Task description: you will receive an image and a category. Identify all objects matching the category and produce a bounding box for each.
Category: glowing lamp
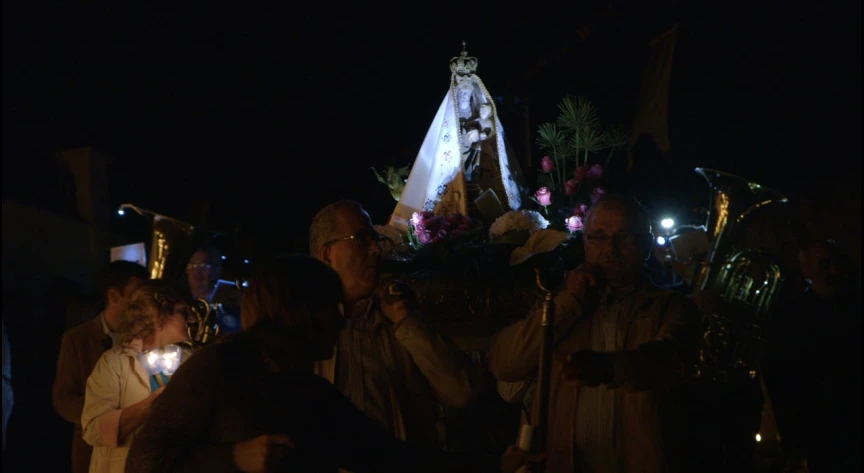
[656,236,666,246]
[755,433,762,443]
[244,259,250,264]
[221,255,227,260]
[117,209,125,216]
[660,218,675,229]
[241,281,249,288]
[140,344,183,376]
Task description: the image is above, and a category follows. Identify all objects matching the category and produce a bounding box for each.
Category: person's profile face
[110,277,145,311]
[323,209,382,299]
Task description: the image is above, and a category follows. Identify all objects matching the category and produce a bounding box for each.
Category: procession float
[371,44,796,461]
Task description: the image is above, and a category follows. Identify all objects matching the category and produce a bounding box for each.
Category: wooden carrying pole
[532,268,556,473]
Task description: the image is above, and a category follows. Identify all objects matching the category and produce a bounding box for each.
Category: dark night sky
[2,1,861,255]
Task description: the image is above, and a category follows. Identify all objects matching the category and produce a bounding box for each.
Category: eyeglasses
[186,263,213,271]
[585,232,645,248]
[323,229,389,249]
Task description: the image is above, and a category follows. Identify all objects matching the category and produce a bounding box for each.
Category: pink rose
[587,164,604,180]
[565,216,584,233]
[416,229,433,245]
[535,187,552,206]
[572,204,588,218]
[540,156,556,173]
[590,187,606,204]
[574,166,588,183]
[564,179,578,196]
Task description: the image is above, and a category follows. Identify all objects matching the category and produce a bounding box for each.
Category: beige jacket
[53,316,109,473]
[489,282,703,473]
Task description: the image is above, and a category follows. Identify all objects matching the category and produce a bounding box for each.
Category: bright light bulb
[117,209,125,216]
[656,236,666,245]
[147,352,159,366]
[241,281,249,288]
[221,255,227,260]
[244,259,250,264]
[661,218,675,229]
[755,433,762,442]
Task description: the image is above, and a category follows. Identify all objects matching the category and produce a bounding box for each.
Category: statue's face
[457,84,473,106]
[479,104,492,119]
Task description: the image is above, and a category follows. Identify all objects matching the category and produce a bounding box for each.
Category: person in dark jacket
[125,254,538,473]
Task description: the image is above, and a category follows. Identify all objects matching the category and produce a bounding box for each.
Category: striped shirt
[574,287,633,473]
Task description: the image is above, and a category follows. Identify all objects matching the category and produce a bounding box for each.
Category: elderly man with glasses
[309,200,480,457]
[489,194,703,473]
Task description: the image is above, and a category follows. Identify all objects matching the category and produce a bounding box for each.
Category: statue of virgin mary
[389,44,526,231]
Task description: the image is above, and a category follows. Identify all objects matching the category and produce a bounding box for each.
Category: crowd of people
[2,194,860,472]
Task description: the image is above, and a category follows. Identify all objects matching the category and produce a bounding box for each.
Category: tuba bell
[118,203,224,347]
[684,169,789,382]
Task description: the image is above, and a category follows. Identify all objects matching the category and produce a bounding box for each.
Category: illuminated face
[186,250,222,291]
[583,204,649,287]
[321,208,382,301]
[479,104,492,119]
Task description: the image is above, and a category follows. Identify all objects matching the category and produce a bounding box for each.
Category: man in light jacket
[310,200,480,453]
[489,195,703,473]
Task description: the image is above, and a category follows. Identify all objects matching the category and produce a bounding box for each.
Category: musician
[184,243,241,335]
[52,261,148,473]
[762,239,862,472]
[184,243,223,301]
[124,254,538,473]
[489,194,703,473]
[309,200,480,452]
[81,281,193,473]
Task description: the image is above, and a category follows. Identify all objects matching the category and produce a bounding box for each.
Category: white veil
[389,46,525,231]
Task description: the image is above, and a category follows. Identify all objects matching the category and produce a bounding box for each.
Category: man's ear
[106,287,121,305]
[318,245,332,266]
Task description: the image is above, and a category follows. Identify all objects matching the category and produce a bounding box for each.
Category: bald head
[584,194,652,235]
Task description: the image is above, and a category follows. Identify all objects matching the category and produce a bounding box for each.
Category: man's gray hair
[584,194,653,235]
[309,200,365,258]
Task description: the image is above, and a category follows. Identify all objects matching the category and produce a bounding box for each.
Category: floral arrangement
[488,210,550,244]
[407,211,476,249]
[530,95,628,235]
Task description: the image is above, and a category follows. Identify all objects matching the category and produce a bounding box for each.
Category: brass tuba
[118,204,222,347]
[687,169,789,382]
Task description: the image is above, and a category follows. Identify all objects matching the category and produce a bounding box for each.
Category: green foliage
[371,164,412,202]
[536,96,629,169]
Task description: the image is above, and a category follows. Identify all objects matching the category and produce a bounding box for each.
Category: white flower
[489,210,550,240]
[410,212,422,227]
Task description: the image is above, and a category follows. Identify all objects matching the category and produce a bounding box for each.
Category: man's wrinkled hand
[377,281,417,325]
[555,350,613,387]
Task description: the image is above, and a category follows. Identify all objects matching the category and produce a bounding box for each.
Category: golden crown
[449,41,478,76]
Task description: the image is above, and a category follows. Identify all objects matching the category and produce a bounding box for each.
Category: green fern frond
[602,126,629,149]
[556,96,599,132]
[536,122,566,153]
[570,125,606,153]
